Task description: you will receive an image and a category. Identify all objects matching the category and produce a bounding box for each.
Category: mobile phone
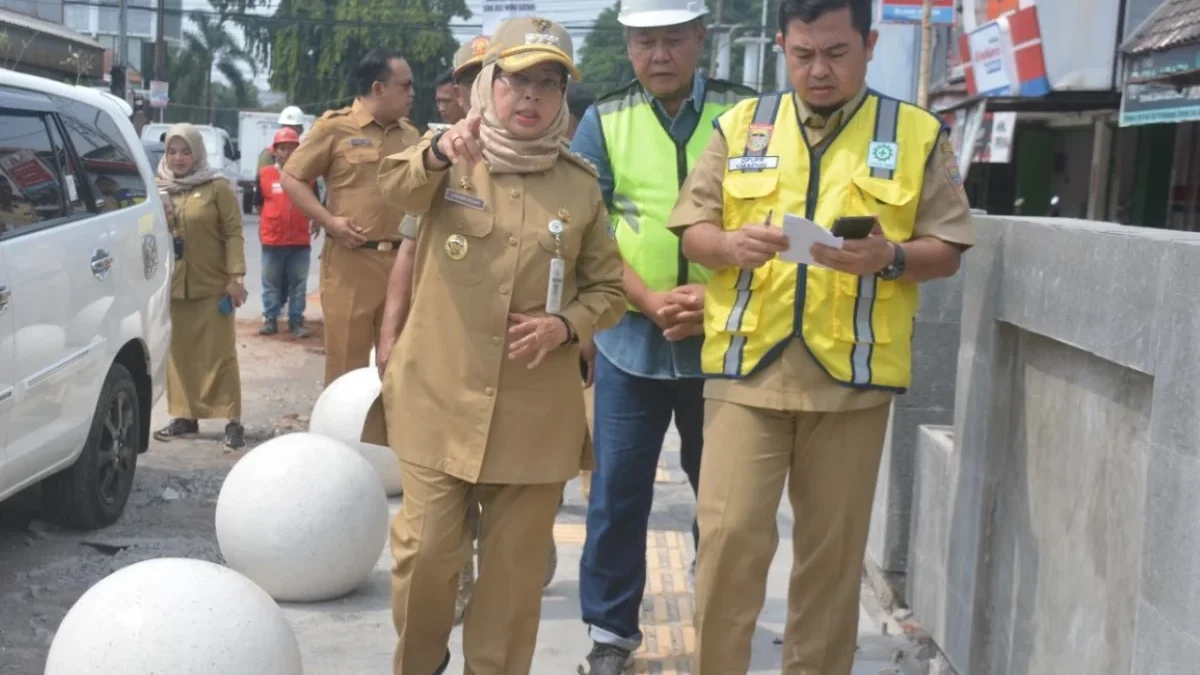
[831,216,877,239]
[217,294,234,316]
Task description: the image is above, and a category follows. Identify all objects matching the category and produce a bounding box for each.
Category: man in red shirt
[256,127,317,337]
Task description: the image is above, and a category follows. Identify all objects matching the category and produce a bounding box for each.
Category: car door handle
[91,249,113,279]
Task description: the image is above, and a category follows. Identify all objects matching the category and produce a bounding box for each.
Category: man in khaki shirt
[667,0,973,673]
[281,48,421,403]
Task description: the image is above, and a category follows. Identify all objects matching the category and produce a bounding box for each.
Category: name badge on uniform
[545,218,565,314]
[728,156,779,172]
[867,141,899,171]
[350,137,373,147]
[271,181,283,194]
[445,189,485,211]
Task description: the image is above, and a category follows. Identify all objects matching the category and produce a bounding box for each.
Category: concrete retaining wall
[904,216,1200,674]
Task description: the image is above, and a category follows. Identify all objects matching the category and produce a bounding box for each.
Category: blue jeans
[579,351,704,650]
[261,245,310,323]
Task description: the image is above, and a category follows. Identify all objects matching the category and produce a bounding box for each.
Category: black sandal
[153,418,198,442]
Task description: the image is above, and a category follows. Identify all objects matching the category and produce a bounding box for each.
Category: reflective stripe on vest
[599,81,750,299]
[701,92,942,391]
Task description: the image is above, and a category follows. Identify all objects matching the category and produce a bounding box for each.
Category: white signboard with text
[481,0,536,35]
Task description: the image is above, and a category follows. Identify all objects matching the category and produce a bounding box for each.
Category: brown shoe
[454,555,475,625]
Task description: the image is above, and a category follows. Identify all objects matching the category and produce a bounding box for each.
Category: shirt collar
[645,71,707,117]
[351,99,375,129]
[794,87,868,131]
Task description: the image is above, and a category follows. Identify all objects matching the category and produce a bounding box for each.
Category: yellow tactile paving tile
[551,520,697,672]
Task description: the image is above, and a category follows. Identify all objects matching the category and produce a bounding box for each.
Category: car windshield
[144,145,163,170]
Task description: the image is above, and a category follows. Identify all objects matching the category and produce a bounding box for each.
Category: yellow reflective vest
[598,79,755,301]
[702,91,943,391]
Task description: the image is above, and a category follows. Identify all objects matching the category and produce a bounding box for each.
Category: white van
[0,69,171,528]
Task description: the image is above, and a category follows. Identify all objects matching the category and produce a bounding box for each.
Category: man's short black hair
[435,69,455,88]
[778,0,873,40]
[354,48,405,97]
[454,64,482,87]
[566,83,595,121]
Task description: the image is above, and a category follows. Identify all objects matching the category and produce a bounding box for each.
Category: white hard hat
[278,105,305,126]
[618,0,707,28]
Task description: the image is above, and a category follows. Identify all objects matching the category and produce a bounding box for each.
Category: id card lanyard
[546,218,565,314]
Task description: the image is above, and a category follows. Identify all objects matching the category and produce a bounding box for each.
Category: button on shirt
[569,72,710,380]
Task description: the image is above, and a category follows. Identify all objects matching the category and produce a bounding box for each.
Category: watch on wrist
[429,133,450,164]
[877,243,906,281]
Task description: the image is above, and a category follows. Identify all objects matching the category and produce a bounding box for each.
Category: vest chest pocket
[436,210,495,286]
[831,272,895,345]
[708,264,770,335]
[722,172,780,229]
[846,176,916,237]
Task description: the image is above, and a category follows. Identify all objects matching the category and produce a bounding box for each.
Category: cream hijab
[154,123,222,194]
[470,62,569,174]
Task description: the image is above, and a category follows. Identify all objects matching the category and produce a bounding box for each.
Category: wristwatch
[429,132,450,164]
[877,243,906,281]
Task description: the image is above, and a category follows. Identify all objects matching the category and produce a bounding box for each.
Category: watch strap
[429,132,450,164]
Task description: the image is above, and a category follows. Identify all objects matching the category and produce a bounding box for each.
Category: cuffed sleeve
[377,132,450,215]
[561,206,624,346]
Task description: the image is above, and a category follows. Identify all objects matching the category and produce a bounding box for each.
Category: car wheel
[42,363,141,529]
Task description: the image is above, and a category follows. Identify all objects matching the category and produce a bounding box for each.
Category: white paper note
[779,213,843,267]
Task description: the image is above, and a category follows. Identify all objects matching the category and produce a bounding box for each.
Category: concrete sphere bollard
[44,558,302,675]
[310,366,402,496]
[215,433,389,602]
[310,367,380,445]
[351,440,405,496]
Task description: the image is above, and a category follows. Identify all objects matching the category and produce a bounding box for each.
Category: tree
[245,0,469,126]
[158,39,262,135]
[577,5,636,95]
[183,12,259,124]
[577,0,779,95]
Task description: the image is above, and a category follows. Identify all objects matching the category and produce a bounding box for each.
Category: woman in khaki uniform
[153,124,248,450]
[377,17,624,675]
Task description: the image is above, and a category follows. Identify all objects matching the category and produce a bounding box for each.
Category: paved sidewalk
[280,434,926,674]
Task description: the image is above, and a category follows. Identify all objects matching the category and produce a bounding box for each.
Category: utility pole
[155,0,165,122]
[916,0,933,107]
[756,0,770,93]
[708,0,724,75]
[117,0,128,71]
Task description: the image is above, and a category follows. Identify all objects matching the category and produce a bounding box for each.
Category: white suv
[0,70,171,528]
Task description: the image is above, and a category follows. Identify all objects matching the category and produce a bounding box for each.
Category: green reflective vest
[598,78,755,298]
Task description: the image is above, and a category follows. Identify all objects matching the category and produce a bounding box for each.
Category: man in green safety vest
[570,0,756,672]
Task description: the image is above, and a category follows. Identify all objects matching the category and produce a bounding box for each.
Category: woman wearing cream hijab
[377,16,624,675]
[153,123,248,450]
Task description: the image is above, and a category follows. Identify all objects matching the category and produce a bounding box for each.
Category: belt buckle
[377,240,394,252]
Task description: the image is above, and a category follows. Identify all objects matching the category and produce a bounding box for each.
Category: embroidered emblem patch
[445,188,485,211]
[469,36,489,55]
[867,141,898,171]
[445,234,468,260]
[533,17,552,32]
[945,156,964,189]
[747,123,773,153]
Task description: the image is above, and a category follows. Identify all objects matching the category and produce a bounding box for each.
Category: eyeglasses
[498,72,565,96]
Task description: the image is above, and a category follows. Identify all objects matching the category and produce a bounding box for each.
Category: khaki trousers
[693,399,890,675]
[320,246,393,387]
[391,462,562,675]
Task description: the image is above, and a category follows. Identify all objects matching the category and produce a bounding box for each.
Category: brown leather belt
[359,240,403,252]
